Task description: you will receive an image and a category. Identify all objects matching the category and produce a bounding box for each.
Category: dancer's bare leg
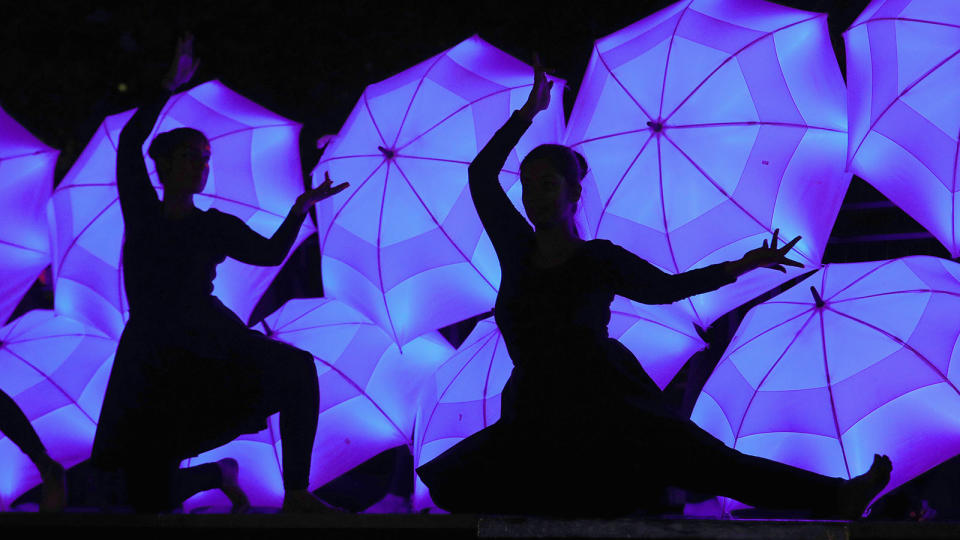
[0,390,65,512]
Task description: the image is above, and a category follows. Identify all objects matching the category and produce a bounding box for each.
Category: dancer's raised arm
[117,34,199,230]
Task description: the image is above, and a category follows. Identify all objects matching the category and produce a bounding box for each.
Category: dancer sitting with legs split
[417,56,891,519]
[91,35,349,513]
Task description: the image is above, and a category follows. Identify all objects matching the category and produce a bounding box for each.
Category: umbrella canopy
[48,81,313,338]
[312,35,565,346]
[565,0,850,352]
[691,256,960,513]
[0,106,56,325]
[0,310,116,509]
[243,297,454,496]
[845,1,960,257]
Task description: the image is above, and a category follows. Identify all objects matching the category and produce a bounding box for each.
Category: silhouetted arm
[213,208,308,267]
[116,90,169,230]
[468,112,536,262]
[605,241,737,305]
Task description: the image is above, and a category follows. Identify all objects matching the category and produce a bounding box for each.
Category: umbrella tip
[378,145,396,159]
[646,121,663,133]
[810,286,825,308]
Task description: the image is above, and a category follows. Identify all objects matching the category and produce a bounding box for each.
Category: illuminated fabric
[48,81,313,338]
[0,106,56,325]
[181,297,455,508]
[0,310,116,509]
[845,0,960,256]
[692,256,960,513]
[313,35,565,345]
[565,0,850,381]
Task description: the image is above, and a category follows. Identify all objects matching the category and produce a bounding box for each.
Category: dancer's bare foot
[216,458,250,514]
[837,454,892,519]
[37,455,66,513]
[282,489,340,514]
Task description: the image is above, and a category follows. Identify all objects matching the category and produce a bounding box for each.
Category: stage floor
[2,512,959,539]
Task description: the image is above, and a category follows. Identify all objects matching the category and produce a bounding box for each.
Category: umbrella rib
[953,130,960,252]
[733,310,817,443]
[657,1,693,121]
[669,121,844,134]
[822,259,900,302]
[819,309,853,479]
[269,415,282,481]
[568,127,652,147]
[394,153,521,176]
[847,17,960,33]
[313,354,409,442]
[611,307,699,340]
[595,134,654,238]
[391,53,448,149]
[376,163,403,345]
[0,238,46,255]
[319,154,386,162]
[196,193,288,219]
[0,148,56,161]
[848,46,960,168]
[5,332,114,345]
[56,182,119,191]
[318,159,388,248]
[396,85,533,152]
[662,14,824,124]
[656,136,682,274]
[594,42,655,122]
[206,123,299,143]
[54,196,120,278]
[724,306,815,361]
[422,328,500,446]
[3,346,97,426]
[481,332,503,428]
[362,92,389,147]
[830,289,960,304]
[826,307,960,399]
[275,322,380,337]
[390,161,499,293]
[266,302,327,332]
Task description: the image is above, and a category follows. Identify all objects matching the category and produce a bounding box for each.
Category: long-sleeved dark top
[116,88,306,317]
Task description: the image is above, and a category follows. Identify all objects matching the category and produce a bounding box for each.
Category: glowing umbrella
[845,1,960,257]
[226,297,455,500]
[0,310,116,509]
[0,106,56,325]
[312,35,565,346]
[48,81,313,338]
[565,0,850,380]
[691,256,960,513]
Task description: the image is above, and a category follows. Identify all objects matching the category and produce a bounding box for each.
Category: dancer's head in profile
[149,127,211,197]
[520,144,587,235]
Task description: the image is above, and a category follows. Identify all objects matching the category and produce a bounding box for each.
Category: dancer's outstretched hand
[727,229,803,276]
[162,33,200,92]
[294,172,349,216]
[519,53,553,121]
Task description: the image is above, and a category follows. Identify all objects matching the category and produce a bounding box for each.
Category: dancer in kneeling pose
[417,58,890,518]
[92,35,348,513]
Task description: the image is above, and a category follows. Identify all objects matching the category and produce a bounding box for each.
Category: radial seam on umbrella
[0,149,56,161]
[822,259,900,302]
[54,197,120,278]
[319,154,386,162]
[826,307,960,399]
[669,121,843,134]
[318,159,388,248]
[594,133,654,238]
[390,160,499,293]
[269,416,282,483]
[312,353,408,442]
[847,17,960,33]
[0,238,46,255]
[267,301,327,331]
[656,136,681,275]
[196,193,290,220]
[952,130,959,253]
[610,306,699,340]
[393,154,520,176]
[819,308,852,479]
[391,53,448,149]
[3,346,97,426]
[56,182,120,191]
[830,288,960,304]
[568,127,652,147]
[723,306,815,361]
[662,14,824,124]
[594,43,655,122]
[481,332,502,428]
[857,130,950,197]
[397,85,534,152]
[657,1,693,121]
[205,123,299,143]
[362,93,389,147]
[732,309,817,445]
[422,328,499,446]
[848,47,960,168]
[376,163,402,345]
[5,332,114,345]
[274,322,381,337]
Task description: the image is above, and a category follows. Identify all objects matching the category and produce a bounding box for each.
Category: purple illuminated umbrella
[565,0,850,379]
[0,310,116,509]
[48,81,313,338]
[243,297,454,495]
[691,256,960,513]
[0,106,56,325]
[845,1,960,257]
[312,35,565,346]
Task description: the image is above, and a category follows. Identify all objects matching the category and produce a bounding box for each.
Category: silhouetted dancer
[416,57,891,519]
[0,389,66,511]
[90,35,348,513]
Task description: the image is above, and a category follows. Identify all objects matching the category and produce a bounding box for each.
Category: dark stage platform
[2,512,960,540]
